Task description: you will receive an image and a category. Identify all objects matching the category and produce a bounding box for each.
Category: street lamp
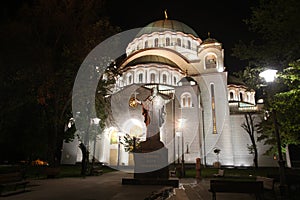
[259,69,287,198]
[178,118,186,177]
[91,118,101,171]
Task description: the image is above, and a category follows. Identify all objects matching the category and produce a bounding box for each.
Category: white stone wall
[195,72,234,166]
[230,114,277,167]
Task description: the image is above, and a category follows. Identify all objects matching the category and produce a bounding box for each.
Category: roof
[136,19,199,38]
[178,76,197,86]
[202,37,219,45]
[201,32,220,45]
[227,75,246,86]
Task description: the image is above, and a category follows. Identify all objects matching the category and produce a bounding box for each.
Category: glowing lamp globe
[259,69,278,82]
[129,97,138,108]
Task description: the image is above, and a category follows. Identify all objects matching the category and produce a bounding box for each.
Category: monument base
[134,136,169,178]
[123,135,177,186]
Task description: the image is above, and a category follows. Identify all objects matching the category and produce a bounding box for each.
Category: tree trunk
[79,143,89,176]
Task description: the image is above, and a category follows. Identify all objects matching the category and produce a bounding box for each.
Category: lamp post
[259,69,287,198]
[178,118,186,177]
[117,134,121,169]
[90,117,100,174]
[176,132,181,164]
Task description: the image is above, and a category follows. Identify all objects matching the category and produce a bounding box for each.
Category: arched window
[144,41,148,48]
[205,54,217,69]
[150,73,155,83]
[154,38,159,47]
[177,38,181,46]
[211,84,217,134]
[181,93,192,108]
[162,74,167,84]
[229,92,234,100]
[239,92,243,102]
[128,75,132,84]
[166,38,170,46]
[138,73,143,83]
[173,77,177,85]
[187,41,191,49]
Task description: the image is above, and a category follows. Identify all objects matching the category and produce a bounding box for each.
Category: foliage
[232,66,263,91]
[0,0,121,164]
[256,114,278,155]
[213,148,221,163]
[232,0,300,69]
[232,0,300,156]
[120,134,140,153]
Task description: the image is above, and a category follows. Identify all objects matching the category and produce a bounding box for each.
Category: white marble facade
[61,19,276,167]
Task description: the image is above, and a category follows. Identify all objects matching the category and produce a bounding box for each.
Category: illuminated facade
[61,18,277,167]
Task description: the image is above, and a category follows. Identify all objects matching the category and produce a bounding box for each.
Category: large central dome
[136,19,199,38]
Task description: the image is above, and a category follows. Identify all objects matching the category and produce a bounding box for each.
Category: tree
[255,61,300,158]
[232,0,300,156]
[232,0,300,70]
[0,0,121,165]
[241,113,259,168]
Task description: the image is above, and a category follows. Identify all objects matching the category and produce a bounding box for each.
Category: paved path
[2,171,261,200]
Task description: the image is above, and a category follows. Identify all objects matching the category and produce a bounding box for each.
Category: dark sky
[2,0,259,73]
[106,0,259,73]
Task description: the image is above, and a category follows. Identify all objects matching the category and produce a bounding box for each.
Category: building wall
[230,114,277,167]
[195,72,234,166]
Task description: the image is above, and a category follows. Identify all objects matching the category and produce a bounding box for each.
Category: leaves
[120,134,140,153]
[232,0,300,69]
[0,0,121,163]
[232,0,300,157]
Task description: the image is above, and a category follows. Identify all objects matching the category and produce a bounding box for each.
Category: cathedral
[61,16,277,168]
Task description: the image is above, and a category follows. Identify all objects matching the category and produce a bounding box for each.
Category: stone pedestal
[122,135,179,187]
[134,136,168,179]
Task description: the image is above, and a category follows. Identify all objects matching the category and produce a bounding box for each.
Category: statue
[125,86,177,182]
[135,86,172,141]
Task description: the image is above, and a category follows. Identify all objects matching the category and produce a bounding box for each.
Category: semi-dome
[178,76,197,86]
[136,19,199,38]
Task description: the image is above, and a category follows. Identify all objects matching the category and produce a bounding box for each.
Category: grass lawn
[0,163,117,179]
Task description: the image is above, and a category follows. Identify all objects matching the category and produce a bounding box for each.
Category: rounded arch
[204,52,218,69]
[149,68,159,83]
[136,69,145,83]
[125,72,133,85]
[239,92,244,102]
[161,71,170,85]
[180,92,192,108]
[119,48,196,75]
[229,91,234,100]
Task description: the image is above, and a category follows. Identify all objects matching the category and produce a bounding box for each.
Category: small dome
[202,37,219,45]
[201,32,219,45]
[178,76,197,86]
[136,19,199,38]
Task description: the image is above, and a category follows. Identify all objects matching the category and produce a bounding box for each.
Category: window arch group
[181,93,192,108]
[205,54,217,69]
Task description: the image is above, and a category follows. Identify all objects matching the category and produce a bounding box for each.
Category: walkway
[2,171,260,200]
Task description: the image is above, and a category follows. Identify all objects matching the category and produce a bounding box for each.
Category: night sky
[106,0,259,73]
[2,0,259,73]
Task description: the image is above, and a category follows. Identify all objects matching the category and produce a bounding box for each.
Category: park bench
[209,179,264,200]
[256,176,276,199]
[0,172,29,196]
